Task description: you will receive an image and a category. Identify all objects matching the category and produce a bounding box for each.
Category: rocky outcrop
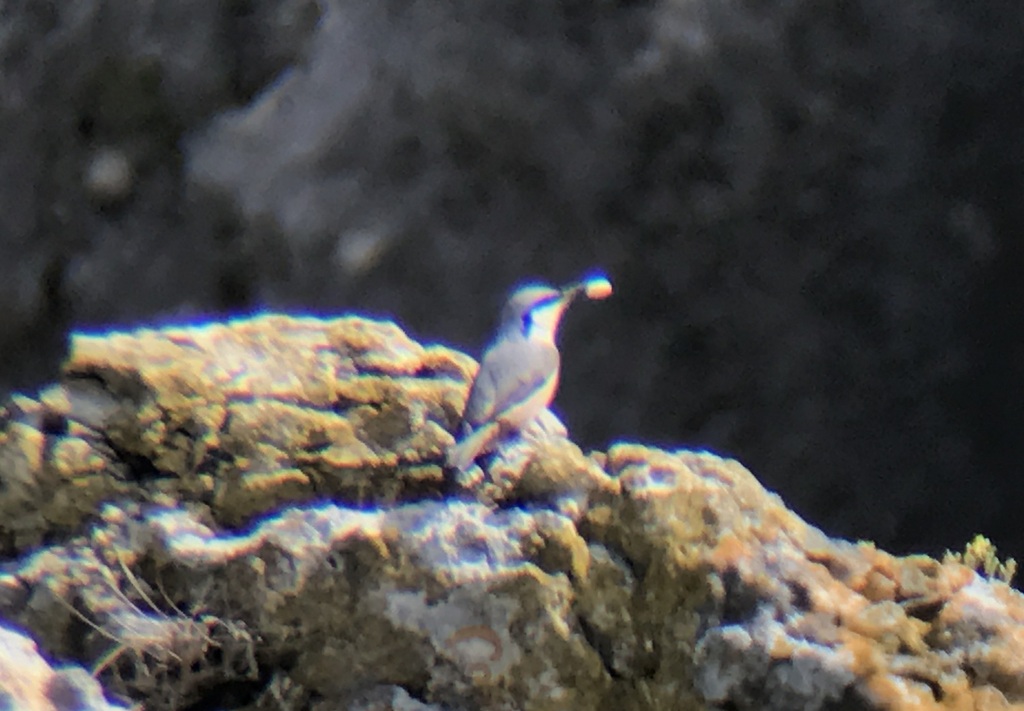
[0,315,1021,710]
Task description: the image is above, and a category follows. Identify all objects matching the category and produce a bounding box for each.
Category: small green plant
[943,534,1017,584]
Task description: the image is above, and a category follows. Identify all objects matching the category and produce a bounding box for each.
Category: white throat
[524,299,567,344]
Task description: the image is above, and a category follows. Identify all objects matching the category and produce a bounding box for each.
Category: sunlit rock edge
[0,314,1020,711]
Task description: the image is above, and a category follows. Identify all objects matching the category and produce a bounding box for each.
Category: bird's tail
[445,422,501,472]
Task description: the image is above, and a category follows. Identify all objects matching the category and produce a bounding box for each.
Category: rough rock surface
[1,315,1023,710]
[0,623,127,711]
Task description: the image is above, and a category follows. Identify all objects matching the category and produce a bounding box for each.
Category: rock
[0,314,474,553]
[0,622,127,711]
[1,314,1023,710]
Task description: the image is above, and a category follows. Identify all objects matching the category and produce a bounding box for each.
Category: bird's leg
[520,409,567,442]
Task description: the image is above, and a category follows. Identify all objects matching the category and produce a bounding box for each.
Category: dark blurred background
[2,0,1023,566]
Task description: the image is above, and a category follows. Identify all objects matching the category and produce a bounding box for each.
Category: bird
[446,274,612,473]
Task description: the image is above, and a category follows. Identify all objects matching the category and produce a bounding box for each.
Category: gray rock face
[2,0,1024,561]
[2,314,1023,710]
[0,623,127,711]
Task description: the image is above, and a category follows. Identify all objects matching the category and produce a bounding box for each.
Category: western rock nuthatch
[446,274,613,473]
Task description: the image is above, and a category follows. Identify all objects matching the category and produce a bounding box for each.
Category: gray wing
[462,337,559,429]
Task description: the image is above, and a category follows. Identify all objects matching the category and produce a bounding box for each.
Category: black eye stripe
[519,293,560,333]
[532,294,561,310]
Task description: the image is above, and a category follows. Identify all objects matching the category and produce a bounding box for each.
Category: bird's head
[498,274,613,344]
[499,284,573,344]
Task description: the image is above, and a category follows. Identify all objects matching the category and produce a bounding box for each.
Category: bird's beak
[561,274,613,302]
[559,281,586,304]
